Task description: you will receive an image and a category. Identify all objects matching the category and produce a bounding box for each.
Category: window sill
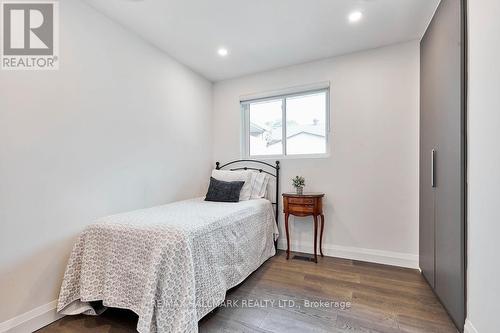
[244,153,331,161]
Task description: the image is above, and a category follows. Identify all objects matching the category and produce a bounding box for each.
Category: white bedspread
[57,198,278,333]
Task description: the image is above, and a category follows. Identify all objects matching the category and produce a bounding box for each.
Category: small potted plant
[292,176,305,195]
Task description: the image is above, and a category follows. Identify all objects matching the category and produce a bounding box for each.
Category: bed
[56,160,280,333]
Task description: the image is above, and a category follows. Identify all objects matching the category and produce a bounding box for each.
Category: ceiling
[83,0,440,81]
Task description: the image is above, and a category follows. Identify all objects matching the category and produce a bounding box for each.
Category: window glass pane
[249,99,283,156]
[285,91,327,155]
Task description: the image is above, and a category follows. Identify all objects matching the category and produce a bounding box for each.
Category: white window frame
[241,86,331,160]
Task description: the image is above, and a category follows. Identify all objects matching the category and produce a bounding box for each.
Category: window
[242,88,329,158]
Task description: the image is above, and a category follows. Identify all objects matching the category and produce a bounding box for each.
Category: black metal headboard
[216,159,280,247]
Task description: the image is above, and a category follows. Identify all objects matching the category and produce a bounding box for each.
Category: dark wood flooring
[37,251,458,333]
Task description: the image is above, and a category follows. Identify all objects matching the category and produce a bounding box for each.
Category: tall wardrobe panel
[419,34,438,288]
[419,0,466,331]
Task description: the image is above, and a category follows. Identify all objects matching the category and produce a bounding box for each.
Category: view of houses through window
[243,89,328,157]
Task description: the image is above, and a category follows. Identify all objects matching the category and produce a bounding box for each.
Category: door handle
[431,149,436,188]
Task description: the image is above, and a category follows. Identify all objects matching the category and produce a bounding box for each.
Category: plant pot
[296,187,303,195]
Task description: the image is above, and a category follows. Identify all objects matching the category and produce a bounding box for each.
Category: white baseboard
[0,300,63,333]
[464,319,478,333]
[278,241,419,269]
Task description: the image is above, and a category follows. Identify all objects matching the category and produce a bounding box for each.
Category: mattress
[57,197,278,333]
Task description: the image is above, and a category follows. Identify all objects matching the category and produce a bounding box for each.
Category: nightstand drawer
[288,197,315,205]
[288,204,315,214]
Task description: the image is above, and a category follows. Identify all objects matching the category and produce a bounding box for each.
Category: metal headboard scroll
[216,159,280,249]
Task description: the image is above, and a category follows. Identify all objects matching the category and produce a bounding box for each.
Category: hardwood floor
[37,251,458,333]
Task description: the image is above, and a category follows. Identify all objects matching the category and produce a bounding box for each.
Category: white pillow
[260,174,270,198]
[211,169,253,201]
[250,172,269,199]
[248,171,258,197]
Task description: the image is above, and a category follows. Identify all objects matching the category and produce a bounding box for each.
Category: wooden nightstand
[282,192,325,263]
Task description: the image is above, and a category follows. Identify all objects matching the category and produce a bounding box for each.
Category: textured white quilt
[57,198,278,333]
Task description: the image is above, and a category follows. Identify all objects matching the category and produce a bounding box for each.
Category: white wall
[466,1,500,332]
[213,41,420,268]
[0,0,212,329]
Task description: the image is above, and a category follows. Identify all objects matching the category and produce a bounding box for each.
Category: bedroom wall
[213,41,420,268]
[0,0,212,330]
[466,0,500,332]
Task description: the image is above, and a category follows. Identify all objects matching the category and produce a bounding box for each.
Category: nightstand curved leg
[320,214,325,257]
[285,213,290,260]
[313,215,318,263]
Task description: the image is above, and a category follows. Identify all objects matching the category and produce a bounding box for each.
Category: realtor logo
[1,0,59,70]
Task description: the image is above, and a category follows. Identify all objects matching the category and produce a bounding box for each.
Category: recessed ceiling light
[217,48,228,57]
[348,11,363,23]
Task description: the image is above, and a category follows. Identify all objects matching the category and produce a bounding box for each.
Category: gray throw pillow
[205,177,245,202]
